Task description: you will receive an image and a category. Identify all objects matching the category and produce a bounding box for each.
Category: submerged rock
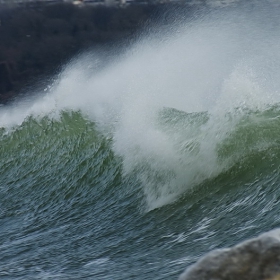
[179,229,280,280]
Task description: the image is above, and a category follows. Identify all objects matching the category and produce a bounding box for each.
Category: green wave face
[137,105,280,209]
[2,105,280,213]
[0,112,118,221]
[1,106,280,280]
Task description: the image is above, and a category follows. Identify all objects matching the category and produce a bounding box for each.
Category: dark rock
[0,61,13,94]
[179,229,280,280]
[0,2,163,104]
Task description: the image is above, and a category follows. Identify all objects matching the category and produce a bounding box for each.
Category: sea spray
[1,4,280,209]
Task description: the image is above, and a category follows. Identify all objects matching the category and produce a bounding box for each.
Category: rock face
[0,2,162,104]
[0,61,13,94]
[179,229,280,280]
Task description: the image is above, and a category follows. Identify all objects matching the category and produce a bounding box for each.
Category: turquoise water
[2,3,280,279]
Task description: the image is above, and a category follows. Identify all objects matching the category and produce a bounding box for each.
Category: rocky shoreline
[179,229,280,280]
[0,2,185,104]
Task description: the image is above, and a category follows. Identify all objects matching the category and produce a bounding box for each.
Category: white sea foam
[1,4,280,209]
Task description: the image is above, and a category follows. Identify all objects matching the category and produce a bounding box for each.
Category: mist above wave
[1,3,280,208]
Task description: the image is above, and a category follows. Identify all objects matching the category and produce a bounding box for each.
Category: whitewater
[1,1,280,279]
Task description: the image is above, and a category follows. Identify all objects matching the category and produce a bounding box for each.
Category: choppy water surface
[1,2,280,279]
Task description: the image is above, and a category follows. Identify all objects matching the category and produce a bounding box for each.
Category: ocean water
[1,2,280,279]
